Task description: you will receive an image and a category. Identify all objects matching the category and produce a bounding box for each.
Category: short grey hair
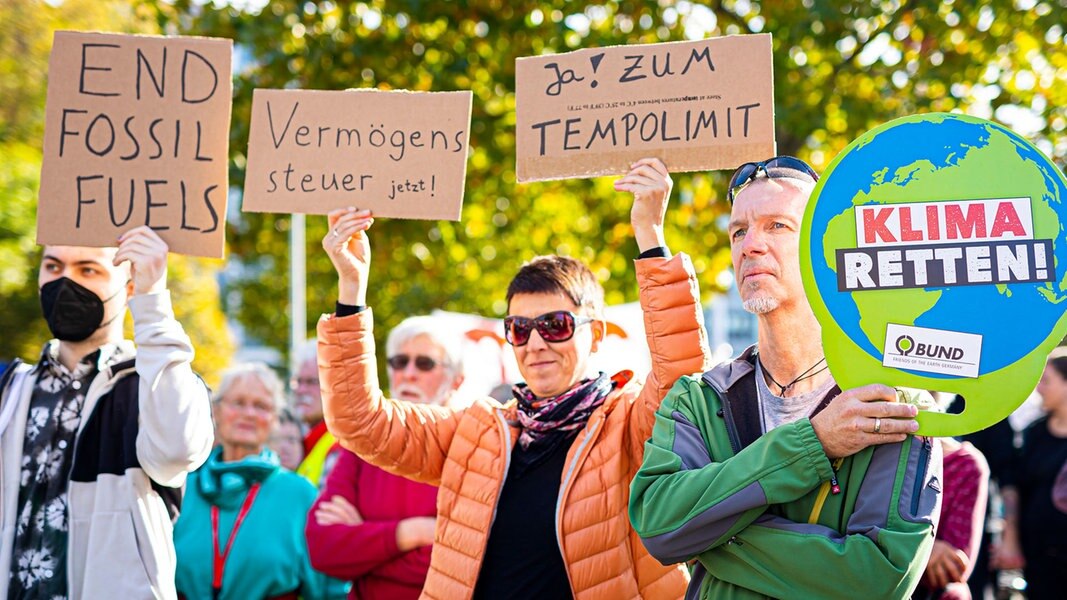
[212,362,285,416]
[385,316,464,373]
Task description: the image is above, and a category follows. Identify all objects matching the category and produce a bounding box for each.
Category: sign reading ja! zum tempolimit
[800,113,1067,437]
[515,34,776,182]
[37,31,232,258]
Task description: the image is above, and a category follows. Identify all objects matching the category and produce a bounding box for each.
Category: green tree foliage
[144,0,1065,366]
[0,0,235,386]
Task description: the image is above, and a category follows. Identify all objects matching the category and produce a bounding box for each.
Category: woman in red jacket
[305,316,465,599]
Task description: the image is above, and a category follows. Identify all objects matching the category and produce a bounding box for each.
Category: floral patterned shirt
[8,341,128,599]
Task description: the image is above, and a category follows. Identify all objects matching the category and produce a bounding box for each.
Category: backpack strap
[0,358,28,436]
[704,348,841,453]
[0,359,22,395]
[809,386,841,419]
[701,347,761,452]
[726,370,764,451]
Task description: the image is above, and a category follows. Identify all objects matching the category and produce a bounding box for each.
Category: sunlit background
[1,0,1064,390]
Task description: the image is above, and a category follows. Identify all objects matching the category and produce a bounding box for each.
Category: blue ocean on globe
[809,115,1067,377]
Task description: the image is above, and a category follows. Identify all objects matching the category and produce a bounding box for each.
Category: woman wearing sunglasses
[317,158,708,599]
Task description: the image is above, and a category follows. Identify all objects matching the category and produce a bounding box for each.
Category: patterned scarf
[508,373,614,477]
[512,372,614,451]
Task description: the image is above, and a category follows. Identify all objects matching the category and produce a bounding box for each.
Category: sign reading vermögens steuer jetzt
[37,31,232,258]
[242,89,472,221]
[515,34,775,182]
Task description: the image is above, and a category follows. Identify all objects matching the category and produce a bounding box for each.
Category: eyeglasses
[387,354,440,372]
[727,156,819,203]
[504,311,594,346]
[290,376,318,388]
[219,398,275,416]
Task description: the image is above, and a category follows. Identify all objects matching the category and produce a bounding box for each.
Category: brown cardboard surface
[37,31,233,258]
[242,88,472,220]
[515,34,776,182]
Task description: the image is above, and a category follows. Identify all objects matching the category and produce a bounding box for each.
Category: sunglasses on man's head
[386,354,439,372]
[503,311,594,346]
[727,156,819,203]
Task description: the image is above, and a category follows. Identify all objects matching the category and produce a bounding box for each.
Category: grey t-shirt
[755,359,836,433]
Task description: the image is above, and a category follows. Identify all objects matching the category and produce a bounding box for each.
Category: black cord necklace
[762,356,829,395]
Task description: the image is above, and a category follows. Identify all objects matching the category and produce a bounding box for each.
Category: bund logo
[895,335,915,356]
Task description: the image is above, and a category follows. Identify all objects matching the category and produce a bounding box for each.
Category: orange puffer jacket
[318,254,710,600]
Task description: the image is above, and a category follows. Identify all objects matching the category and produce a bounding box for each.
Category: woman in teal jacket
[174,363,341,600]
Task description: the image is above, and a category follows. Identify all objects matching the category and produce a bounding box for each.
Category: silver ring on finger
[331,229,339,238]
[873,417,882,434]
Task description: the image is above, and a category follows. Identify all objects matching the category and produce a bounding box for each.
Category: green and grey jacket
[629,346,942,600]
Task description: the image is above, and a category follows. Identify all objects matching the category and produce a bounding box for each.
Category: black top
[472,434,577,600]
[335,302,366,316]
[949,395,1015,483]
[637,245,671,259]
[1015,418,1067,579]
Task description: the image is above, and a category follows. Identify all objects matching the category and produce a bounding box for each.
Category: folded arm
[702,435,942,599]
[306,451,402,580]
[629,378,834,564]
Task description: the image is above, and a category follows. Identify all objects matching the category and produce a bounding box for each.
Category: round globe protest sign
[800,113,1067,437]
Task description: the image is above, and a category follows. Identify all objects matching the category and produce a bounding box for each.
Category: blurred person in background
[1055,458,1067,514]
[174,362,341,600]
[943,394,1016,600]
[316,158,707,598]
[271,407,306,472]
[306,315,464,599]
[291,339,340,487]
[915,395,990,600]
[992,352,1067,599]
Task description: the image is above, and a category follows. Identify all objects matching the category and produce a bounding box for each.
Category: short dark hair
[506,255,604,316]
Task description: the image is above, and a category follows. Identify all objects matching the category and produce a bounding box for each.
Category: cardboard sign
[37,31,232,258]
[242,89,472,220]
[515,34,775,182]
[800,113,1067,436]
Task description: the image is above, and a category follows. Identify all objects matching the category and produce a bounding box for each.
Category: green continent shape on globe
[822,122,1067,356]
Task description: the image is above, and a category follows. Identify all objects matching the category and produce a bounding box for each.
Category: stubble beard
[393,378,454,406]
[742,295,780,315]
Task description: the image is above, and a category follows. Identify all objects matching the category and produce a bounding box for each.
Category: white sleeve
[130,291,214,487]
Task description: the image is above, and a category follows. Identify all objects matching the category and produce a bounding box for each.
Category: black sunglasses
[727,156,819,203]
[504,311,594,346]
[386,354,439,372]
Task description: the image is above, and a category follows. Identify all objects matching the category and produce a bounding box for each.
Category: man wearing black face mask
[0,226,214,599]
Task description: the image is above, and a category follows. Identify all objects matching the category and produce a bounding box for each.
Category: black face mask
[39,277,123,342]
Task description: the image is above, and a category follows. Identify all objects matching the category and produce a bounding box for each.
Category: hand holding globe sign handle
[801,113,1067,437]
[810,383,919,460]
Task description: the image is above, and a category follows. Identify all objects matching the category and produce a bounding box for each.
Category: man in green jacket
[629,157,942,599]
